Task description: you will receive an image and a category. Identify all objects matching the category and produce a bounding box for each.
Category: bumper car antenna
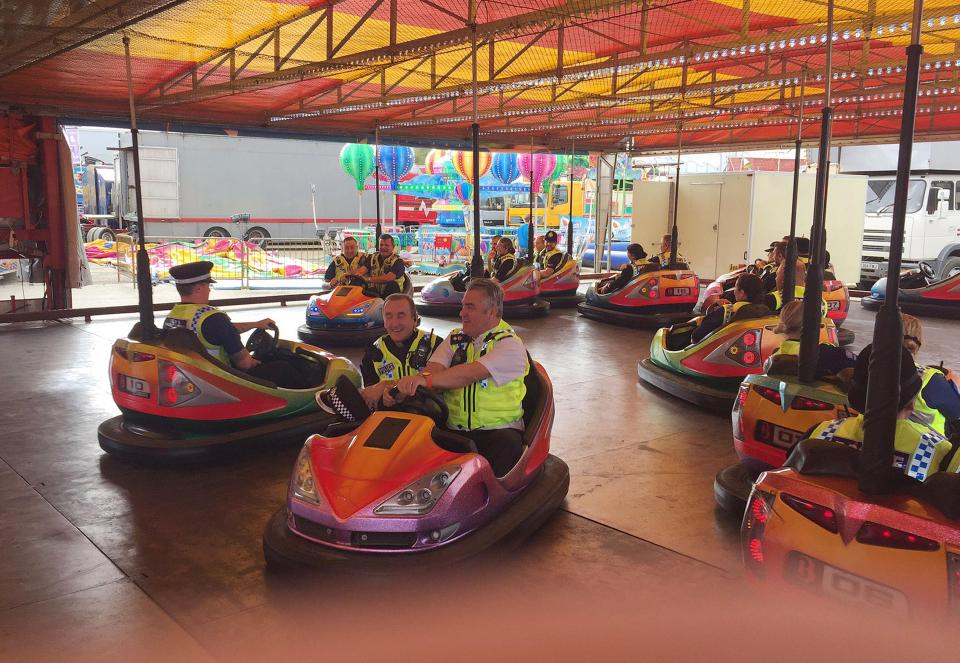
[781,72,806,306]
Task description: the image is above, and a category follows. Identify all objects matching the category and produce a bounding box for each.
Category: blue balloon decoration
[491,152,520,185]
[454,181,473,205]
[377,145,415,187]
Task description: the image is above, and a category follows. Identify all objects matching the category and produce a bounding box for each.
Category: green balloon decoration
[339,143,376,192]
[542,154,570,193]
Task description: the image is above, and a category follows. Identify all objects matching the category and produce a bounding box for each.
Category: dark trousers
[249,359,311,389]
[374,280,403,297]
[459,427,524,477]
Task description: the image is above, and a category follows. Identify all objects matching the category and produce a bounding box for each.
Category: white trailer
[630,171,868,285]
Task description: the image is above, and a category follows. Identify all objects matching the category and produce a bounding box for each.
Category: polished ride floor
[1,302,957,661]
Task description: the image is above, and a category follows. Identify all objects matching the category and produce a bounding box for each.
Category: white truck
[837,143,960,286]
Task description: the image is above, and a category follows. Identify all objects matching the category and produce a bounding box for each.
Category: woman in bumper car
[690,273,771,344]
[596,243,649,294]
[769,299,857,375]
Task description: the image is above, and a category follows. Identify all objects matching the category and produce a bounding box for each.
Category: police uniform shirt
[365,252,406,279]
[323,261,338,281]
[543,249,564,271]
[360,331,442,385]
[199,312,244,357]
[428,326,528,430]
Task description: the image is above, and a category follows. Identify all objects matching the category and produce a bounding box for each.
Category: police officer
[691,273,771,344]
[536,230,565,278]
[597,243,648,294]
[364,233,407,296]
[486,236,519,283]
[163,261,309,388]
[532,234,546,267]
[901,314,960,437]
[809,345,952,482]
[323,236,367,286]
[651,233,689,268]
[357,293,442,409]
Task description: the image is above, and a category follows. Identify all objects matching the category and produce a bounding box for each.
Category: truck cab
[860,175,960,285]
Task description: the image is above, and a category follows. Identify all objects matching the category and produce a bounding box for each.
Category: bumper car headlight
[292,447,320,504]
[375,466,461,515]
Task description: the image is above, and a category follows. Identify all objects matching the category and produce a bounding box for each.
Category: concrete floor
[1,301,959,662]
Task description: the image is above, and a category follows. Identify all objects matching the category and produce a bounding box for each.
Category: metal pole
[469,20,484,277]
[783,76,806,304]
[527,137,535,264]
[798,1,834,384]
[374,127,382,243]
[860,0,924,495]
[567,141,575,256]
[123,35,154,340]
[669,120,682,269]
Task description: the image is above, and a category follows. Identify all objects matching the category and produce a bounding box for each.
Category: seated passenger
[650,233,689,268]
[770,300,856,375]
[486,236,519,283]
[323,236,367,287]
[355,294,442,410]
[536,230,565,278]
[769,257,808,311]
[318,279,529,478]
[757,241,785,292]
[690,273,771,344]
[902,314,960,436]
[810,345,951,482]
[597,243,648,294]
[532,235,546,267]
[164,261,309,389]
[363,234,407,297]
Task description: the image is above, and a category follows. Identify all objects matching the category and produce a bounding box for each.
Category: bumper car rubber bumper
[861,296,960,319]
[836,326,855,346]
[577,302,693,328]
[262,454,570,572]
[714,462,755,515]
[636,358,739,414]
[98,411,336,464]
[297,323,385,347]
[540,290,584,308]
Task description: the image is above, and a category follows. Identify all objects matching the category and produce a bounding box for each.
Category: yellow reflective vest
[810,415,951,482]
[368,252,406,290]
[445,320,528,431]
[913,366,947,436]
[163,303,231,364]
[332,252,367,281]
[370,329,437,383]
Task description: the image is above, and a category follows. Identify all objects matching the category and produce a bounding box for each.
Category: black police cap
[169,260,217,285]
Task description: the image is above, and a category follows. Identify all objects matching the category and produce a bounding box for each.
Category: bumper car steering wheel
[385,386,476,454]
[920,261,937,283]
[245,324,279,358]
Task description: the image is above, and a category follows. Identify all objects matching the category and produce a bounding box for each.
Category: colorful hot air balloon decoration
[490,152,520,185]
[454,181,473,206]
[518,152,556,232]
[424,149,446,176]
[377,145,415,189]
[339,143,376,225]
[453,150,491,184]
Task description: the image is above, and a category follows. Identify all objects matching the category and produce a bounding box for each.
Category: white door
[680,181,724,278]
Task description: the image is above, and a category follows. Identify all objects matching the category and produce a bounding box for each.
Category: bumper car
[298,277,412,347]
[637,316,838,413]
[577,268,699,327]
[539,256,583,308]
[414,264,550,319]
[262,362,569,571]
[98,325,361,462]
[698,267,853,345]
[743,443,960,620]
[862,262,960,318]
[714,355,855,514]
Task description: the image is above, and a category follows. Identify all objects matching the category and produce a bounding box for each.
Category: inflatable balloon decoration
[491,152,521,185]
[339,143,376,226]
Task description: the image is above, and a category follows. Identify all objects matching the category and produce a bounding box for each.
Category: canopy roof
[3,0,960,152]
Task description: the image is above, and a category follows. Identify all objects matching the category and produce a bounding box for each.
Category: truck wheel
[243,226,270,247]
[203,226,231,239]
[99,228,116,242]
[86,227,99,242]
[940,256,960,281]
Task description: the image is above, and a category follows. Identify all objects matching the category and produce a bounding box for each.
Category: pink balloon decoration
[518,153,557,193]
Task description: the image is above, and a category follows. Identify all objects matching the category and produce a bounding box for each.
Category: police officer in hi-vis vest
[393,278,530,477]
[363,234,407,296]
[163,261,309,388]
[536,230,565,278]
[357,293,441,409]
[323,235,367,286]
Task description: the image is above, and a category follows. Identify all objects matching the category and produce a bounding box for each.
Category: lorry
[835,142,960,286]
[629,171,868,285]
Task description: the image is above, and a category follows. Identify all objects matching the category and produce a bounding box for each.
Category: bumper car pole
[123,35,155,341]
[798,1,834,385]
[668,109,683,270]
[469,21,485,279]
[374,126,382,244]
[860,0,924,495]
[782,76,806,305]
[567,141,575,256]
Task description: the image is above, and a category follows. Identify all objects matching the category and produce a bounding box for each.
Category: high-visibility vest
[913,365,948,436]
[444,320,528,431]
[370,329,437,383]
[537,247,563,270]
[810,415,951,482]
[163,303,231,364]
[332,252,366,280]
[492,253,518,279]
[654,251,687,268]
[368,252,406,290]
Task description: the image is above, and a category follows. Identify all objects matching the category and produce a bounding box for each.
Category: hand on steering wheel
[383,385,449,427]
[245,324,279,357]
